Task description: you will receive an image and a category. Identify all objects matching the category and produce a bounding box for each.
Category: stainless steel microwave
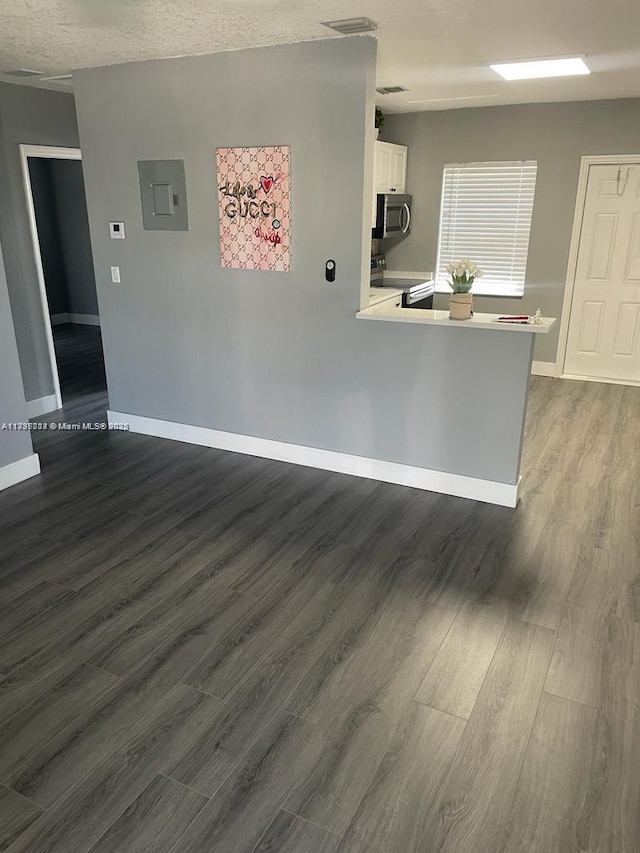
[372,193,412,239]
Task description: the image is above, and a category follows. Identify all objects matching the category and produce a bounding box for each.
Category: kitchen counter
[355,299,556,508]
[357,300,556,333]
[368,287,402,307]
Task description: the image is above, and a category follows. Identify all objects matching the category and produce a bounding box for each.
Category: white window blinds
[436,161,538,297]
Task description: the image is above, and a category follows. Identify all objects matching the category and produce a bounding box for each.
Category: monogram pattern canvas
[216,146,291,272]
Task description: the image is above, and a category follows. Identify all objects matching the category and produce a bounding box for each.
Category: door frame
[556,153,640,381]
[19,144,83,412]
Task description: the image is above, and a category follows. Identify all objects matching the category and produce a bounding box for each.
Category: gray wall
[50,159,99,317]
[0,239,35,467]
[0,83,80,402]
[29,158,70,315]
[29,158,98,318]
[73,37,535,486]
[383,99,640,363]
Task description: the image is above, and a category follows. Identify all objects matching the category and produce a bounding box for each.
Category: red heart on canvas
[260,175,274,194]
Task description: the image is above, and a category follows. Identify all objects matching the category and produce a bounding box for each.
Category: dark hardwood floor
[52,321,108,403]
[1,324,639,852]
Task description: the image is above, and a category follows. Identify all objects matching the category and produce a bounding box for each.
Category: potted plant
[447,260,484,320]
[375,108,385,139]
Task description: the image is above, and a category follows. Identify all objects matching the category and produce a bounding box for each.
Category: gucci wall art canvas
[216,146,291,272]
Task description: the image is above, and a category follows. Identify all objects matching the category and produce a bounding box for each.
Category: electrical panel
[138,159,189,231]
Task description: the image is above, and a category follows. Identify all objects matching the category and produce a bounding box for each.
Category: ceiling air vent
[376,86,409,95]
[3,69,42,78]
[321,17,379,35]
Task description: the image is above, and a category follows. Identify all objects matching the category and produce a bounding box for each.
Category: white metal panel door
[564,163,640,381]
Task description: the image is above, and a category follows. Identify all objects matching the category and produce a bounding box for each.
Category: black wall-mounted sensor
[325,259,336,282]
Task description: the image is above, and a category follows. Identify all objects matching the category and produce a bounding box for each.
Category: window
[436,161,538,297]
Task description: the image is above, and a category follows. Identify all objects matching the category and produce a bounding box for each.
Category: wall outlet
[110,266,121,283]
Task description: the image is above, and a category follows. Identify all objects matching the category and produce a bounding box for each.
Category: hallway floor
[1,336,639,851]
[52,322,107,407]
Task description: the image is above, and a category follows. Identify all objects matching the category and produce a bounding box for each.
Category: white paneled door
[564,163,640,382]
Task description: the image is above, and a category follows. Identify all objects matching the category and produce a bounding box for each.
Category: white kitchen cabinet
[372,141,408,226]
[374,142,407,194]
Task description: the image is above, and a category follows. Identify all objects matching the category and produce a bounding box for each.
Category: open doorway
[20,145,108,418]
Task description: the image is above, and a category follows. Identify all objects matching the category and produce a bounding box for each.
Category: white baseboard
[50,312,100,326]
[0,453,41,492]
[107,409,520,507]
[561,372,640,387]
[530,362,627,381]
[531,361,556,377]
[26,394,60,418]
[70,313,100,326]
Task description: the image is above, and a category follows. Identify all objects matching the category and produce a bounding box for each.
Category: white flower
[448,259,484,283]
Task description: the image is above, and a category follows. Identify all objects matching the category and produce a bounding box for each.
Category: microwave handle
[400,203,411,234]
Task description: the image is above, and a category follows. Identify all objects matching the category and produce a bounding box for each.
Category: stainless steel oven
[372,194,412,240]
[402,280,435,308]
[370,253,434,309]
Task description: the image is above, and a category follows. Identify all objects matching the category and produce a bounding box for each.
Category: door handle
[400,203,411,233]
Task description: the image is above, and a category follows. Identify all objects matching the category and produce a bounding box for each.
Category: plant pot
[449,292,473,320]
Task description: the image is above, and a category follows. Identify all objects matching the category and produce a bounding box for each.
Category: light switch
[109,221,125,239]
[110,266,121,283]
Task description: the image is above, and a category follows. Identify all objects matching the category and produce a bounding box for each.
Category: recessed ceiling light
[490,57,591,81]
[321,17,379,35]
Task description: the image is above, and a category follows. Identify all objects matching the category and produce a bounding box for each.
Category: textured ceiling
[1,0,640,111]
